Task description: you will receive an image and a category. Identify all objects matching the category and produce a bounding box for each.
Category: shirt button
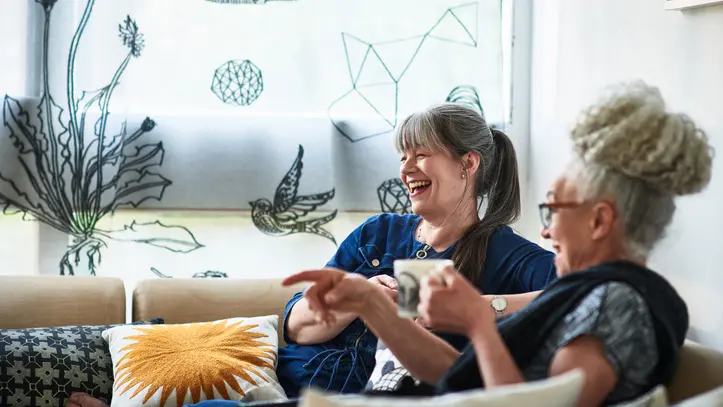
[371,259,380,267]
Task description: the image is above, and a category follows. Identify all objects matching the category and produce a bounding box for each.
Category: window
[0,0,516,280]
[0,1,30,97]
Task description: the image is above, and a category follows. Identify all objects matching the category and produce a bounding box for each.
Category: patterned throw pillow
[102,316,286,407]
[0,318,164,407]
[365,340,416,392]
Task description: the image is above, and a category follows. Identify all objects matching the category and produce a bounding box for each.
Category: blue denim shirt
[276,213,556,397]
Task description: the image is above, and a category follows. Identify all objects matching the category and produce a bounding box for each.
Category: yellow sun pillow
[102,316,286,407]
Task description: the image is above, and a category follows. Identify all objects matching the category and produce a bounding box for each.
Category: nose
[540,226,551,240]
[400,158,416,176]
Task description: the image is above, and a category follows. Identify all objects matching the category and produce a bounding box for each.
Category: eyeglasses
[538,202,583,229]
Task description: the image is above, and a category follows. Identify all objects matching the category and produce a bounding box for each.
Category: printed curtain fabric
[0,0,503,283]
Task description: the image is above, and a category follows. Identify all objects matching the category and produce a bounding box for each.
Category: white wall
[0,0,29,96]
[523,0,723,349]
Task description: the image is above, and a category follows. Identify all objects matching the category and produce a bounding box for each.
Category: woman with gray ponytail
[277,103,557,398]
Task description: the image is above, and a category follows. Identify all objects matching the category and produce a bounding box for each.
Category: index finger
[282,269,334,286]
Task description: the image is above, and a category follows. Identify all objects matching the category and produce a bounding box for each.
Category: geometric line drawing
[445,85,485,118]
[0,0,203,275]
[328,2,479,143]
[377,178,411,215]
[211,60,264,106]
[250,145,338,245]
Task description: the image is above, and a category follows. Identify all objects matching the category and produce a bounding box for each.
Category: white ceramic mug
[393,259,453,318]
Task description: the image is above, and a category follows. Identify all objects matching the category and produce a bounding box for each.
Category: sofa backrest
[5,275,722,405]
[132,278,303,346]
[667,340,723,404]
[0,275,126,328]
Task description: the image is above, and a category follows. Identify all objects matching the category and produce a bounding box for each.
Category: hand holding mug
[416,264,493,336]
[393,259,454,318]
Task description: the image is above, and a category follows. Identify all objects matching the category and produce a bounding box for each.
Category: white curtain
[0,0,504,285]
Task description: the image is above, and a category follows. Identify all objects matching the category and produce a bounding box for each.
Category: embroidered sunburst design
[114,319,276,407]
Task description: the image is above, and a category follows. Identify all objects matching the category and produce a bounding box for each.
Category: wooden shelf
[665,0,723,10]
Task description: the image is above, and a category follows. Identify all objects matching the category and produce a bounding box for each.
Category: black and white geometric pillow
[0,318,163,407]
[364,340,415,392]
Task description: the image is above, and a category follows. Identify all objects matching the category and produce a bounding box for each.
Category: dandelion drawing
[1,0,203,275]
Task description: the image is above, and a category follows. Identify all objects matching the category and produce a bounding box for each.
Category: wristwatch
[490,296,508,318]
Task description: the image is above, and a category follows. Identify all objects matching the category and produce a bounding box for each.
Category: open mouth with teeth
[408,180,431,197]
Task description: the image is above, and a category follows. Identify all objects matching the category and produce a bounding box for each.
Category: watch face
[491,297,507,311]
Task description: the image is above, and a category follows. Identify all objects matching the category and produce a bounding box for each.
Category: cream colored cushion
[0,275,125,328]
[611,385,668,407]
[673,385,723,406]
[102,316,286,406]
[299,369,584,407]
[667,340,723,404]
[132,278,302,346]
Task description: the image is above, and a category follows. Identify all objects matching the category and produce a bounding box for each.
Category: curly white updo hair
[569,80,714,258]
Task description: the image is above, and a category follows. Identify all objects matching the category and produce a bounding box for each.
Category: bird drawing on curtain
[0,0,203,275]
[250,145,338,245]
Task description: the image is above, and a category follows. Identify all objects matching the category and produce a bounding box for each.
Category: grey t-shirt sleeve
[558,282,658,396]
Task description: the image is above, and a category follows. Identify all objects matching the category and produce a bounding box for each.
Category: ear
[589,201,616,241]
[462,152,481,176]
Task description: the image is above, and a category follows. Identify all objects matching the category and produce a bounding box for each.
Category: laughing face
[399,147,473,220]
[540,175,589,275]
[540,170,621,276]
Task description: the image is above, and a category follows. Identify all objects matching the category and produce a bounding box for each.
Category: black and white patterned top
[366,282,658,404]
[522,282,658,404]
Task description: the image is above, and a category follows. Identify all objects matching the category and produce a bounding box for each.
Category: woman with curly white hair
[284,81,714,406]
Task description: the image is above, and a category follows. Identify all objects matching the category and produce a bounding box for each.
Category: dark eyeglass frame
[538,202,583,229]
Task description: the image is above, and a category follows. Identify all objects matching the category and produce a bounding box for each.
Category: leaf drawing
[100,220,203,253]
[0,0,203,275]
[150,267,228,279]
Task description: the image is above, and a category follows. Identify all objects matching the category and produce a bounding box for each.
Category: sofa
[2,275,723,405]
